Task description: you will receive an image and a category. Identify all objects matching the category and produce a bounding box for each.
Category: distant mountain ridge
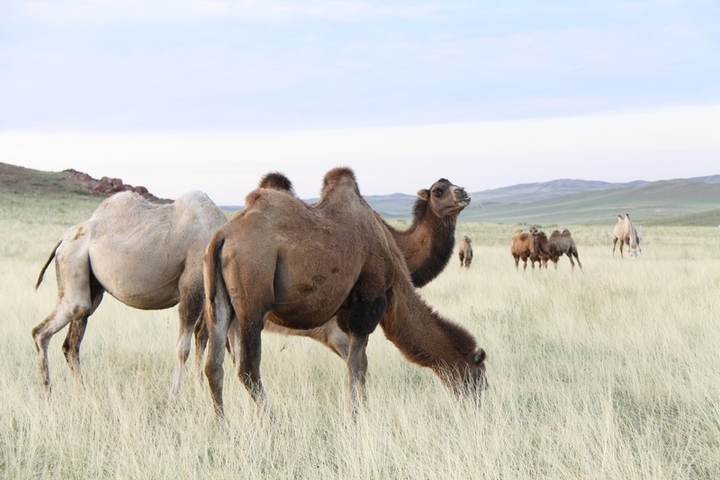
[360,175,720,225]
[2,161,718,225]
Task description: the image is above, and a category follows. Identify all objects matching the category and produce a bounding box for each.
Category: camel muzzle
[455,189,471,206]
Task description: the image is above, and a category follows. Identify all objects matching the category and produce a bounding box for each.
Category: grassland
[1,196,720,479]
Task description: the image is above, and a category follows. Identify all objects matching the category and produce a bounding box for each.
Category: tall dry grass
[1,205,719,478]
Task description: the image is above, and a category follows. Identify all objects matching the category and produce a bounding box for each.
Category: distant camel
[510,229,546,271]
[458,235,473,269]
[195,177,471,362]
[203,167,487,416]
[546,229,583,271]
[612,213,641,258]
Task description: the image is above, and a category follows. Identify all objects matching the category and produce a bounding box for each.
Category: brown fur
[196,176,471,362]
[510,228,546,271]
[381,178,470,286]
[546,229,583,271]
[458,235,473,269]
[203,167,486,416]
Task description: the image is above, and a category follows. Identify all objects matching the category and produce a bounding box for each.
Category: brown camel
[546,229,583,271]
[195,176,471,362]
[203,167,487,416]
[612,213,641,258]
[510,228,546,271]
[458,235,473,269]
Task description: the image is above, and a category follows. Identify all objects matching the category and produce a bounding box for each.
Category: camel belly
[92,269,182,310]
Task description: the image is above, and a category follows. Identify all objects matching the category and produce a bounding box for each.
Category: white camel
[32,190,228,396]
[612,213,642,258]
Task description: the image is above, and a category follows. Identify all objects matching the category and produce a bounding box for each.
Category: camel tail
[203,234,227,328]
[35,238,63,290]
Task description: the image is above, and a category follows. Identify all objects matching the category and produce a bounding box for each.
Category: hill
[2,161,718,226]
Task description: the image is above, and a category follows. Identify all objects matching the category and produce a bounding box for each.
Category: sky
[1,1,719,203]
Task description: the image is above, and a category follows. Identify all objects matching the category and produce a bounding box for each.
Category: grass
[1,199,720,478]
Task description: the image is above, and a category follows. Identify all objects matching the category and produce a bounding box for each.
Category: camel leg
[567,252,575,271]
[574,252,583,271]
[336,282,387,413]
[204,293,234,418]
[513,256,519,270]
[171,285,204,399]
[263,318,349,359]
[346,333,370,409]
[619,241,624,259]
[193,315,208,381]
[612,237,618,257]
[32,246,94,390]
[61,285,104,384]
[237,309,270,410]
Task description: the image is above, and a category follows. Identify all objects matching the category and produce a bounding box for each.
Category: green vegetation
[1,191,719,478]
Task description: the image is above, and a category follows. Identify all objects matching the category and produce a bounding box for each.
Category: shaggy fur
[203,167,486,416]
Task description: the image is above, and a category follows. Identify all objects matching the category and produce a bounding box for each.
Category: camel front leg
[346,333,370,412]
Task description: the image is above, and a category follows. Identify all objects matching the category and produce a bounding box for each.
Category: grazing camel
[612,213,641,258]
[32,190,228,395]
[458,235,473,269]
[195,176,471,362]
[546,229,583,271]
[203,167,487,416]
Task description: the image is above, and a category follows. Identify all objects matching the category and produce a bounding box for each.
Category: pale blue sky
[1,1,719,203]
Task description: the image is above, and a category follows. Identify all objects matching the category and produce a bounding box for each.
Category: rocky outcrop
[62,169,168,202]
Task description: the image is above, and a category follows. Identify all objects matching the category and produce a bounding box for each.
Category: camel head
[463,235,471,243]
[417,178,471,219]
[438,348,489,397]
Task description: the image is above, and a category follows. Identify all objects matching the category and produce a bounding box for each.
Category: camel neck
[385,201,458,288]
[380,280,477,371]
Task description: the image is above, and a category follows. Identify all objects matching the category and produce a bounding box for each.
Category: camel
[32,173,301,396]
[458,235,473,269]
[529,228,551,269]
[203,167,487,416]
[546,229,583,271]
[510,228,547,271]
[32,190,228,395]
[194,176,471,361]
[612,213,641,258]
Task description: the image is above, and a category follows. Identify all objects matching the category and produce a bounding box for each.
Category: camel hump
[321,167,360,197]
[561,229,571,236]
[259,172,295,194]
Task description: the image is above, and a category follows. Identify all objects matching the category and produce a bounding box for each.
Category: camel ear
[417,189,430,201]
[474,349,486,364]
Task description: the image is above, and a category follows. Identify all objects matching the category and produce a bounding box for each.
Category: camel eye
[432,188,443,197]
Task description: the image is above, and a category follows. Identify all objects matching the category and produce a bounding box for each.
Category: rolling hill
[2,162,719,226]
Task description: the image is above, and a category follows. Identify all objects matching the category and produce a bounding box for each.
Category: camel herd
[31,166,643,417]
[32,168,485,417]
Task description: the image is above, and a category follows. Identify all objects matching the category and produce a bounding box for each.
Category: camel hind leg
[61,282,104,383]
[32,236,96,390]
[170,279,204,399]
